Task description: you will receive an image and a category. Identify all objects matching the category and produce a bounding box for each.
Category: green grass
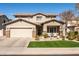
[28,40,79,48]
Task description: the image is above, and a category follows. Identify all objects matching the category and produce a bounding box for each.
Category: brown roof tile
[14,13,57,17]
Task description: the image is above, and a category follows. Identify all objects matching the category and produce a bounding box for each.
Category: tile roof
[14,13,57,17]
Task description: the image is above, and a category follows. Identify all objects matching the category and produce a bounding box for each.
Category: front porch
[43,25,63,38]
[35,20,65,40]
[35,25,64,41]
[36,25,62,36]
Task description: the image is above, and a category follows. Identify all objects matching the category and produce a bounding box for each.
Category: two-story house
[3,13,65,40]
[0,14,10,37]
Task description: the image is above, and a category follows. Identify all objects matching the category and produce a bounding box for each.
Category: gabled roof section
[14,13,57,17]
[41,19,65,25]
[3,19,38,26]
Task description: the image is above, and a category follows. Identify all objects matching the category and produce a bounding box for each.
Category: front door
[36,26,43,36]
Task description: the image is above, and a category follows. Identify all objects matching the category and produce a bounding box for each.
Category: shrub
[67,31,78,40]
[35,35,39,40]
[43,33,48,38]
[76,34,79,41]
[62,36,65,40]
[75,31,78,35]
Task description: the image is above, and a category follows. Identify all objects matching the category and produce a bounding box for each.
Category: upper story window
[36,16,42,20]
[4,20,6,23]
[27,17,32,20]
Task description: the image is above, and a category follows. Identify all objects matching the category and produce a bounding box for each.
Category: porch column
[43,25,47,33]
[6,28,10,38]
[60,25,63,36]
[63,24,66,39]
[32,28,36,38]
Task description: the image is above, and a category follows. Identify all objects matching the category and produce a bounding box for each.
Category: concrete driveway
[0,38,79,55]
[0,38,31,47]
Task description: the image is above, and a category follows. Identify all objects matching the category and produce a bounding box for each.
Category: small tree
[67,31,78,40]
[59,10,75,39]
[76,3,79,12]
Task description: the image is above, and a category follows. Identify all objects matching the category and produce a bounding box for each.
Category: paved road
[0,48,79,55]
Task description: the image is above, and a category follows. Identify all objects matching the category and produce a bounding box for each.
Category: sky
[0,3,76,19]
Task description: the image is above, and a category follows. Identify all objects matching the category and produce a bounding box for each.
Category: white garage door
[10,28,33,38]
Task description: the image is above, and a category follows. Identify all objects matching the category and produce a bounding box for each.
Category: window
[4,20,5,23]
[27,17,32,20]
[36,16,42,20]
[47,26,59,33]
[70,27,74,31]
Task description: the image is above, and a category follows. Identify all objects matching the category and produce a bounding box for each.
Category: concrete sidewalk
[0,48,79,55]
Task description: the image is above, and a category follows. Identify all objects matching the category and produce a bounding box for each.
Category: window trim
[36,16,42,20]
[47,26,59,33]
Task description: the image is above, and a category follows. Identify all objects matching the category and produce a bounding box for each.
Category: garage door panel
[10,28,32,38]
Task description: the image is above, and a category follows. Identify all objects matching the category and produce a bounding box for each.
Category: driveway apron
[0,38,31,47]
[0,39,19,47]
[10,38,31,47]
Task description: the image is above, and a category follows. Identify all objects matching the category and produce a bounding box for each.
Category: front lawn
[28,40,79,48]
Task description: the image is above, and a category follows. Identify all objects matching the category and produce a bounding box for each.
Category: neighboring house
[3,13,65,40]
[0,14,10,37]
[67,18,79,32]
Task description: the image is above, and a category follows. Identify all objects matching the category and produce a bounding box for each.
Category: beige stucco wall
[0,24,3,37]
[43,21,65,36]
[0,29,3,37]
[75,27,79,31]
[6,20,36,29]
[67,20,79,32]
[43,21,61,32]
[15,15,56,23]
[5,20,36,39]
[67,20,79,27]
